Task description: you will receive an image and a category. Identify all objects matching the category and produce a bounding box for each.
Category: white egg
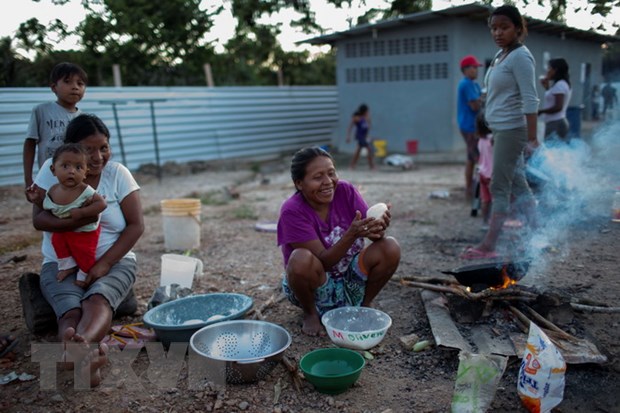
[366,203,388,220]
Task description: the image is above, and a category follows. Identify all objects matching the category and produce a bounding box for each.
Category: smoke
[518,119,620,283]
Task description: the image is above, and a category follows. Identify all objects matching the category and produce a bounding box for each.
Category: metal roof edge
[298,2,619,46]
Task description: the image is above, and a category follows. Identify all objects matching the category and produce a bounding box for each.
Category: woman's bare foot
[78,343,108,388]
[302,313,326,336]
[60,326,78,370]
[65,329,108,388]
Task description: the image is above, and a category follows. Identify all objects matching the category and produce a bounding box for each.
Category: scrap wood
[400,279,538,302]
[400,275,459,285]
[280,355,302,392]
[507,306,576,344]
[420,289,473,352]
[570,303,620,313]
[401,277,618,311]
[522,305,578,341]
[508,332,608,365]
[248,292,286,320]
[467,288,538,301]
[400,279,469,297]
[573,297,614,307]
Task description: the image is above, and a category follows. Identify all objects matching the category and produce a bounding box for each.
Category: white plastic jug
[160,254,203,289]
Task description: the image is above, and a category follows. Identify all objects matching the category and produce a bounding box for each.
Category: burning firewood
[399,278,538,302]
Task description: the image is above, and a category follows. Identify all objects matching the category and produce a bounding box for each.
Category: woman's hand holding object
[366,203,391,240]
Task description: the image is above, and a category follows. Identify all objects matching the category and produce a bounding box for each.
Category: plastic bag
[147,283,192,310]
[518,322,566,413]
[451,352,508,413]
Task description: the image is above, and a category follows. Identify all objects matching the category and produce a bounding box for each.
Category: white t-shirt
[34,159,140,264]
[542,80,571,123]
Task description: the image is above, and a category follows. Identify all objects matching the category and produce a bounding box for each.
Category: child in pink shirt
[476,113,494,228]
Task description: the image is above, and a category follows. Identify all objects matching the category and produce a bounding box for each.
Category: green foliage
[232,204,258,220]
[358,0,432,24]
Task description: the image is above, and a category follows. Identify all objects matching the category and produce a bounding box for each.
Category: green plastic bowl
[299,348,365,394]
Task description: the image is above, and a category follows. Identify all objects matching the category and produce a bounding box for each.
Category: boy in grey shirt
[23,62,88,189]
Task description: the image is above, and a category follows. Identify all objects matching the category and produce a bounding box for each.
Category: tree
[0,37,20,86]
[73,0,221,85]
[357,0,432,24]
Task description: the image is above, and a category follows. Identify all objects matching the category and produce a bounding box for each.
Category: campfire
[491,267,518,290]
[399,261,610,364]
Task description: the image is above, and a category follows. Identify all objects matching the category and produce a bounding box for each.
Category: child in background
[346,104,375,170]
[23,62,87,190]
[34,144,106,288]
[476,112,494,229]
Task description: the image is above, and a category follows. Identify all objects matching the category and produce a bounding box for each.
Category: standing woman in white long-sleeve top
[539,58,572,142]
[461,5,539,260]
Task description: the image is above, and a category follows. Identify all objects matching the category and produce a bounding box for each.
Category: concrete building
[303,3,618,156]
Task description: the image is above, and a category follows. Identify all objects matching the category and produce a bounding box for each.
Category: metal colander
[190,320,291,384]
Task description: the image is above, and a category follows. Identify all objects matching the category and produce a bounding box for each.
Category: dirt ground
[0,153,618,413]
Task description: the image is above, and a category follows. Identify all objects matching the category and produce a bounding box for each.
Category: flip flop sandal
[101,333,147,350]
[111,323,157,341]
[459,247,499,260]
[0,335,19,358]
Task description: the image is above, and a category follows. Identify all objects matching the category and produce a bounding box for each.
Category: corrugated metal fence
[0,86,338,186]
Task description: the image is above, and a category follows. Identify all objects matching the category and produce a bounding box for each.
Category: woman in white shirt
[538,58,572,141]
[29,114,144,387]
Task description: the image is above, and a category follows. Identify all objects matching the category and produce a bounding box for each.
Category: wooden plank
[421,290,472,352]
[509,332,608,364]
[470,325,517,357]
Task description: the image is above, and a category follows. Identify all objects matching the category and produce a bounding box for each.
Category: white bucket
[160,254,203,289]
[161,198,201,251]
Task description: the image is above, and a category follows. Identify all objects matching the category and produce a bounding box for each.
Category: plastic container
[160,253,203,288]
[613,187,620,222]
[160,198,201,250]
[144,293,253,348]
[373,139,387,157]
[321,306,392,350]
[406,139,419,155]
[299,348,365,394]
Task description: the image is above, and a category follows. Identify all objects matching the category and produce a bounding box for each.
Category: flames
[492,267,518,290]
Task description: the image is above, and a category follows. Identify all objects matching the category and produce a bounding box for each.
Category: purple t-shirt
[277,180,367,272]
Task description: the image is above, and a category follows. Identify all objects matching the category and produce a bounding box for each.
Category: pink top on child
[477,134,493,179]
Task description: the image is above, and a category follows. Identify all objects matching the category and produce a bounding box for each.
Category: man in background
[602,82,618,117]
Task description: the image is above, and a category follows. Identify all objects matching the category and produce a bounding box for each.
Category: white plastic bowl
[321,306,392,350]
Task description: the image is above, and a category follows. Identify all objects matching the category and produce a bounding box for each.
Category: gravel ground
[0,152,618,412]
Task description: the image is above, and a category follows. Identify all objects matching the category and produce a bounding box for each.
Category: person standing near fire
[457,55,484,200]
[461,5,539,260]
